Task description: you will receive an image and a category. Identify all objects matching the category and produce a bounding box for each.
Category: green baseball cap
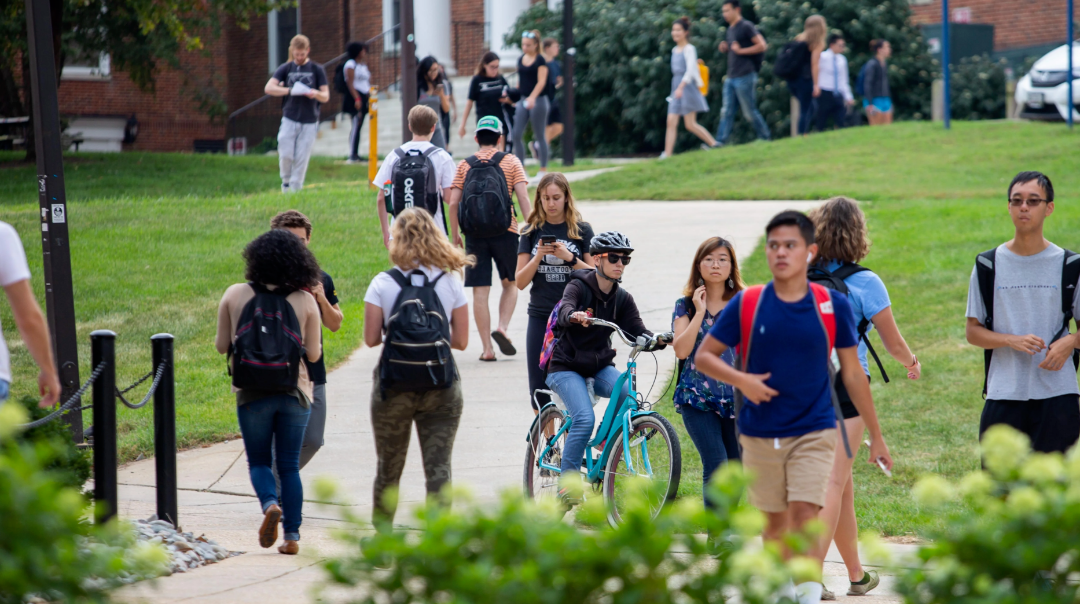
[475,115,503,133]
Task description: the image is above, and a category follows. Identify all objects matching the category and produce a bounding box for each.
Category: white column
[488,0,531,68]
[415,0,454,73]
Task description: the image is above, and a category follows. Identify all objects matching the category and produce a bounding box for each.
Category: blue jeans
[546,365,629,475]
[0,379,9,403]
[788,76,816,135]
[715,73,771,144]
[678,405,740,508]
[237,394,311,541]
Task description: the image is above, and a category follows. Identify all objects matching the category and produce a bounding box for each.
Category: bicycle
[523,318,682,526]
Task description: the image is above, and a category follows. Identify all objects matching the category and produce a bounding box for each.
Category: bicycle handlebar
[585,318,673,351]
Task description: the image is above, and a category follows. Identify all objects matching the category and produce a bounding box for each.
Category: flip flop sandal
[491,331,517,356]
[479,354,497,362]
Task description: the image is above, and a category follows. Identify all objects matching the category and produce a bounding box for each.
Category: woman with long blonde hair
[362,208,475,530]
[263,34,330,192]
[515,172,594,412]
[808,197,920,599]
[790,15,828,135]
[671,237,744,509]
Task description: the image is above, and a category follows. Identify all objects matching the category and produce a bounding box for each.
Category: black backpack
[807,263,891,384]
[458,152,513,238]
[773,41,810,81]
[379,270,456,394]
[975,248,1080,397]
[229,284,305,393]
[333,62,348,94]
[391,147,442,220]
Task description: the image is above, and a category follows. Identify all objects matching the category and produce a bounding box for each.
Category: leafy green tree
[950,54,1008,120]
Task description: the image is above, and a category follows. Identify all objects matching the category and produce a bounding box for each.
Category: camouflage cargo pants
[371,369,463,528]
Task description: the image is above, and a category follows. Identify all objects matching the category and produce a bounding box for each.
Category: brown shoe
[259,504,282,548]
[278,540,299,555]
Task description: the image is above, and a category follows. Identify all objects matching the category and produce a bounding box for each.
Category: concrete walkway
[112,199,915,604]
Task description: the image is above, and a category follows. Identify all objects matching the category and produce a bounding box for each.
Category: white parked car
[1015,41,1080,122]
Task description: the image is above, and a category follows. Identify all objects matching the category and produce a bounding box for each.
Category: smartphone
[697,278,705,287]
[864,440,893,478]
[541,235,557,246]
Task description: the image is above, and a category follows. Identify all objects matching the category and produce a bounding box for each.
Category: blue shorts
[863,97,893,113]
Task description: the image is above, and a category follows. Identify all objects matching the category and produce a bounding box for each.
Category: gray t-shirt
[966,243,1080,400]
[726,19,763,78]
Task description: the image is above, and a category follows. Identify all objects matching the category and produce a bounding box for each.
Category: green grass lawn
[640,120,1080,536]
[0,153,387,462]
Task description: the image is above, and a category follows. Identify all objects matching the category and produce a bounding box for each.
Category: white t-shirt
[372,141,456,232]
[364,266,468,327]
[344,59,371,94]
[0,221,31,383]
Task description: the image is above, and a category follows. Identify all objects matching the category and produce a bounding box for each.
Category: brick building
[55,0,545,152]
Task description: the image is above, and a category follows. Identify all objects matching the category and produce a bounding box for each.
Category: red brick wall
[56,36,227,152]
[451,0,487,76]
[910,0,1068,51]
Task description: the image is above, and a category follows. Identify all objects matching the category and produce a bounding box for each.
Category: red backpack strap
[737,285,767,364]
[808,282,837,352]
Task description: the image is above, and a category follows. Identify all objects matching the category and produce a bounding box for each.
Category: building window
[383,0,402,51]
[61,49,110,80]
[268,7,299,72]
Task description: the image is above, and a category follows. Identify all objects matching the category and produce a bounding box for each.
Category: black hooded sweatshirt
[547,269,652,377]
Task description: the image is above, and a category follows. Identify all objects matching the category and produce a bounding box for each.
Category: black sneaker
[557,487,580,512]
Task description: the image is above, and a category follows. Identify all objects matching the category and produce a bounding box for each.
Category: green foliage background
[509,0,938,155]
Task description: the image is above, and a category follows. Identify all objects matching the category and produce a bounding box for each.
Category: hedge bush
[950,54,1009,121]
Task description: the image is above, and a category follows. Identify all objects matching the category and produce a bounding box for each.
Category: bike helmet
[590,231,634,256]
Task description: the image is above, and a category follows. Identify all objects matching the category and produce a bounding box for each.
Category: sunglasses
[522,31,538,39]
[1008,197,1048,207]
[601,253,632,266]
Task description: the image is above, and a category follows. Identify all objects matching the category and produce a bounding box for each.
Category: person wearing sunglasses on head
[967,171,1080,456]
[543,231,663,508]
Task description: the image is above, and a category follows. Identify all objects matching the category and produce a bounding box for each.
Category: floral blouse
[671,297,736,417]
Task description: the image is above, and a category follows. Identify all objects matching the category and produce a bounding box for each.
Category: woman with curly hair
[363,208,474,529]
[215,229,323,556]
[808,196,920,599]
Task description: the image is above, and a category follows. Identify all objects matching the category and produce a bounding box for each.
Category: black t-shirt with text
[303,271,339,384]
[468,74,511,126]
[273,61,329,124]
[726,19,763,78]
[518,221,594,318]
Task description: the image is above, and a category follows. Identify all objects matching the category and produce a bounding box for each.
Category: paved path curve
[117,200,911,604]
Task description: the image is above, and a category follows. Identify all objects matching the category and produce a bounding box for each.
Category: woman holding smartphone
[416,55,450,150]
[516,173,593,412]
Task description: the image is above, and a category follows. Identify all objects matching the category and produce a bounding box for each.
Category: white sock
[795,581,823,604]
[773,579,797,603]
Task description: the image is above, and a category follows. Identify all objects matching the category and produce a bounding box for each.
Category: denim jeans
[237,393,311,541]
[788,76,816,135]
[0,379,9,403]
[272,382,327,495]
[679,405,740,508]
[546,365,629,475]
[715,73,771,144]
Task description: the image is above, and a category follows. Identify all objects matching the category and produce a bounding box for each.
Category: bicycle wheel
[602,413,682,526]
[523,405,570,502]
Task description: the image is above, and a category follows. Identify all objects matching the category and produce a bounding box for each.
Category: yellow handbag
[697,59,709,96]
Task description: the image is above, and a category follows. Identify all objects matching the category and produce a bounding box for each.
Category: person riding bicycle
[545,231,665,506]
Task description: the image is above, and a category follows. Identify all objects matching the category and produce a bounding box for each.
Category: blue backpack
[854,61,871,97]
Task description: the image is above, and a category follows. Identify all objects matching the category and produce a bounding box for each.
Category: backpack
[229,284,305,393]
[854,61,871,97]
[772,41,810,81]
[458,152,513,238]
[975,248,1080,397]
[333,61,348,94]
[734,283,852,458]
[808,263,891,384]
[391,147,442,220]
[538,276,629,372]
[379,270,456,394]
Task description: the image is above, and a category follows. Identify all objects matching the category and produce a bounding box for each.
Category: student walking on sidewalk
[788,15,827,136]
[343,41,371,163]
[662,17,719,159]
[967,171,1080,454]
[512,30,550,180]
[694,211,893,604]
[363,208,473,530]
[458,52,514,141]
[515,172,594,411]
[265,35,330,193]
[671,237,743,508]
[714,0,771,145]
[215,230,323,555]
[862,40,894,125]
[417,56,451,150]
[816,34,854,131]
[808,197,921,600]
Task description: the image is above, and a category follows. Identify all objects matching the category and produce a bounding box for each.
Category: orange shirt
[452,149,527,233]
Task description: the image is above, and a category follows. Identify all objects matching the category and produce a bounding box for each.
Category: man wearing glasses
[967,171,1080,453]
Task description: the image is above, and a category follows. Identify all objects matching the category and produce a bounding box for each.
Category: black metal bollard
[91,330,117,523]
[151,334,178,527]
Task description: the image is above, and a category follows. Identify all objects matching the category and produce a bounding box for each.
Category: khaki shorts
[739,428,838,513]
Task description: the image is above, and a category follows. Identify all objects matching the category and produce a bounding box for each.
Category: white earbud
[806,252,813,262]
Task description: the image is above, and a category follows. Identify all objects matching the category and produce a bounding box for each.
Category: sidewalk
[115,200,845,604]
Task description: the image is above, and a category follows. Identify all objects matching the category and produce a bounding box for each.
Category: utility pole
[25,0,82,441]
[1068,0,1074,129]
[942,0,951,130]
[562,0,575,166]
[400,0,417,144]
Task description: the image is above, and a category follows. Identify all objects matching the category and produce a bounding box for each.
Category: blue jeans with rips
[236,393,311,541]
[715,72,771,144]
[546,365,629,475]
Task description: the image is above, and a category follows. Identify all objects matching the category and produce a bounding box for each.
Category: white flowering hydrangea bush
[900,424,1080,604]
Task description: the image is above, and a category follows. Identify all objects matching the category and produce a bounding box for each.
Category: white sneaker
[344,158,360,164]
[658,152,669,160]
[534,170,548,183]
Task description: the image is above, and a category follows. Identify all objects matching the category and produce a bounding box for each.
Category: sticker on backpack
[819,300,834,314]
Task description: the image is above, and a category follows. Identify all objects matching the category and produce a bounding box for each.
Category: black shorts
[342,92,370,117]
[836,373,871,420]
[464,231,519,287]
[547,101,562,125]
[980,393,1080,453]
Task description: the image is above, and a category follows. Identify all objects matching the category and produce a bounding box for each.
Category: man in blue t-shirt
[694,210,893,604]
